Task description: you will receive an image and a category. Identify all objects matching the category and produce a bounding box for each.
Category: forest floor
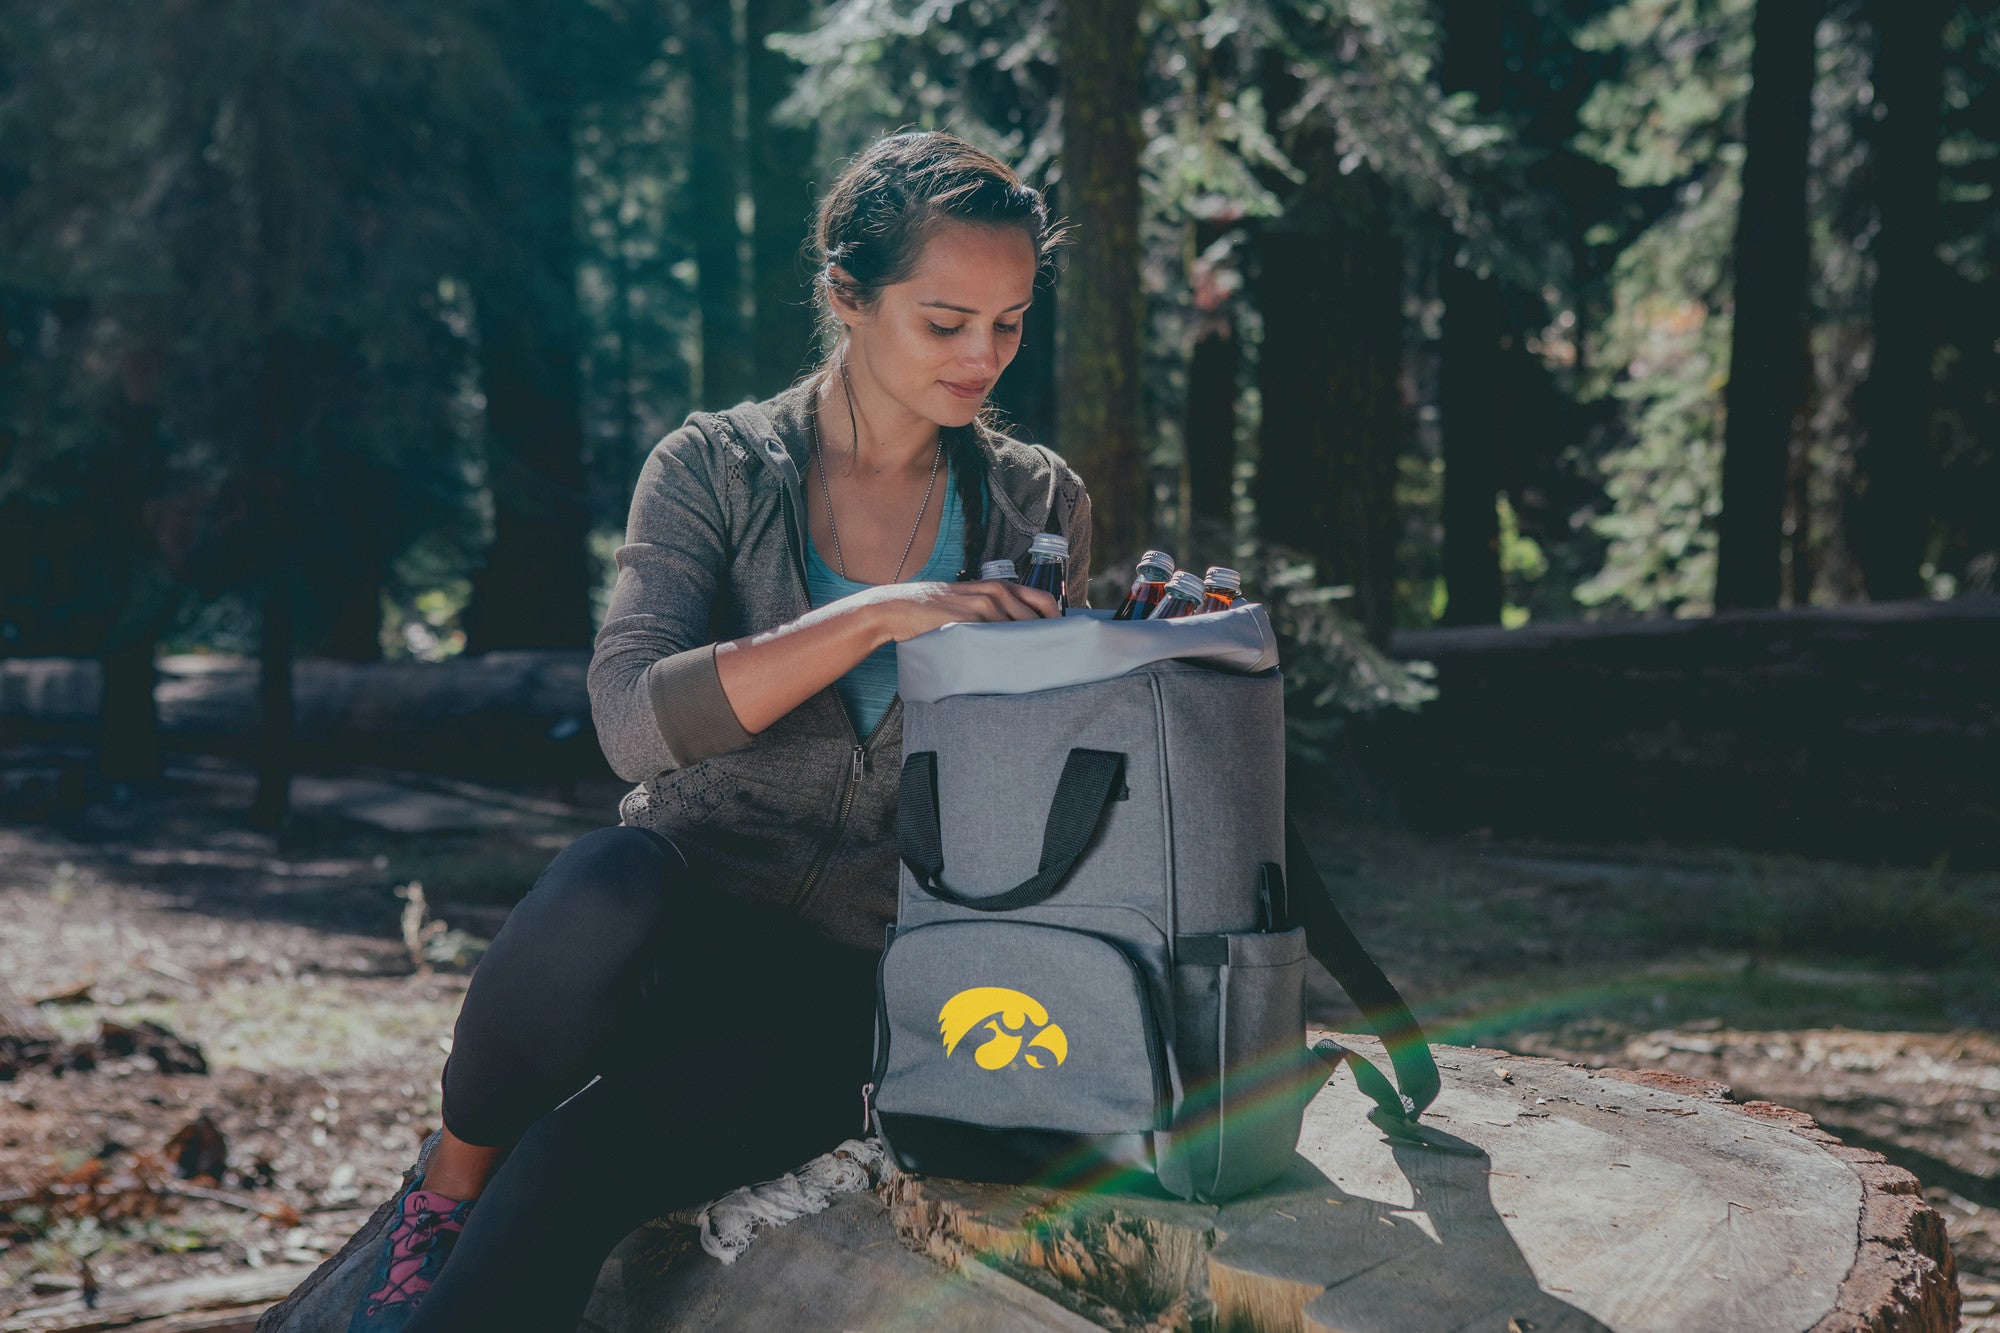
[1,750,1995,1326]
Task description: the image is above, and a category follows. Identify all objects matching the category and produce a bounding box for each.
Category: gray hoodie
[588,380,1093,951]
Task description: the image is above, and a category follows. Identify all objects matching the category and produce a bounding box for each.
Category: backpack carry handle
[898,749,1125,912]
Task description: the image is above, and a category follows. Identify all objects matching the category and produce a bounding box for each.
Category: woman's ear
[826,265,866,328]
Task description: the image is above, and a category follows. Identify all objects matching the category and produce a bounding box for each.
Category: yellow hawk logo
[939,987,1069,1070]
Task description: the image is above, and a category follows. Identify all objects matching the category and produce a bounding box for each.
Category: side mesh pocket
[1165,926,1312,1201]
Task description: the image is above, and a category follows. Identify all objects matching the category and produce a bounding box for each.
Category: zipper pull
[852,745,865,783]
[861,1081,875,1135]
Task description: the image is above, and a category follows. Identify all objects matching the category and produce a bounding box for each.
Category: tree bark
[1056,0,1146,564]
[1184,220,1241,529]
[1435,0,1507,627]
[684,0,754,408]
[249,578,294,829]
[990,262,1058,447]
[321,562,385,662]
[248,53,297,828]
[1850,0,1950,601]
[1437,261,1506,626]
[748,0,818,391]
[98,335,167,783]
[1714,0,1822,611]
[1253,149,1407,646]
[463,1,595,652]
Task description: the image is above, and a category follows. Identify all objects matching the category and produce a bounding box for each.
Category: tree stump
[587,1040,1959,1331]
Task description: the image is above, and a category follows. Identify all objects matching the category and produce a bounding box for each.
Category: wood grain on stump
[588,1040,1958,1331]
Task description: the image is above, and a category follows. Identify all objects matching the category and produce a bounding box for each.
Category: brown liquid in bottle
[1115,550,1178,620]
[1200,566,1243,614]
[1148,571,1209,619]
[1116,581,1167,620]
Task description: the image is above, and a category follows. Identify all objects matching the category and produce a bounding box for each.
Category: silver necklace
[809,381,943,584]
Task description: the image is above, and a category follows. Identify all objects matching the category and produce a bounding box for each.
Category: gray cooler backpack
[869,604,1442,1203]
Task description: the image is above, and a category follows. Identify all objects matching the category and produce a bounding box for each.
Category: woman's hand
[857,578,1061,642]
[711,578,1058,737]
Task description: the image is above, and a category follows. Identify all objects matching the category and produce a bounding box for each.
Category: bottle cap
[1136,550,1176,578]
[978,559,1020,581]
[1028,533,1069,559]
[1202,566,1242,592]
[1165,571,1207,600]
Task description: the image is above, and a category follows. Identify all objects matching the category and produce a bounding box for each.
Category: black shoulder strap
[898,749,1125,912]
[1285,812,1442,1137]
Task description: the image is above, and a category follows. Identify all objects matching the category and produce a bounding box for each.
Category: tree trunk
[1253,151,1407,646]
[748,0,818,391]
[249,578,294,829]
[464,3,595,652]
[990,263,1058,446]
[684,0,754,408]
[1056,0,1146,564]
[248,56,296,828]
[1184,220,1241,530]
[98,336,167,784]
[1437,261,1506,626]
[1435,0,1506,627]
[321,562,385,662]
[1850,0,1950,601]
[1714,0,1822,611]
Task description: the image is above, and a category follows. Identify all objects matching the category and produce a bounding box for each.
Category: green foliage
[1233,541,1437,762]
[0,0,510,655]
[772,0,1061,171]
[1572,0,1753,617]
[575,29,698,510]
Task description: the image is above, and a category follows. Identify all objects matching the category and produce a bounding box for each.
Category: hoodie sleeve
[588,422,755,783]
[1056,469,1093,609]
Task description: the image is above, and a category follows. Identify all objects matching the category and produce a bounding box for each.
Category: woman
[263,130,1089,1332]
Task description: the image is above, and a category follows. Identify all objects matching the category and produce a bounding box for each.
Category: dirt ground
[2,751,1994,1325]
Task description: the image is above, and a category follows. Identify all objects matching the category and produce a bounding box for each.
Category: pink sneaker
[347,1186,472,1330]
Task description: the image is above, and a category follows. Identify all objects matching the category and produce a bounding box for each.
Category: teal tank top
[806,471,966,738]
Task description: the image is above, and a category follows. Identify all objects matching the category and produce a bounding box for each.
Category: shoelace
[363,1189,468,1313]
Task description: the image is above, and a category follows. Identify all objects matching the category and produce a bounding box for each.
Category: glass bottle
[1201,566,1242,613]
[979,559,1021,583]
[1021,533,1069,609]
[1147,570,1209,619]
[1113,550,1177,621]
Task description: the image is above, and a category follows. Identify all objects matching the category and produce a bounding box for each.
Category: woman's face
[837,220,1038,431]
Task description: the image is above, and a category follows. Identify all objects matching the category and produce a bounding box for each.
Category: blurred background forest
[4,2,2000,1321]
[2,0,1997,822]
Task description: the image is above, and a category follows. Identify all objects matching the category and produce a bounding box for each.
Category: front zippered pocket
[874,920,1166,1136]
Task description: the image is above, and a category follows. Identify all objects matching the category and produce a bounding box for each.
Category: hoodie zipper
[791,701,896,913]
[770,433,899,915]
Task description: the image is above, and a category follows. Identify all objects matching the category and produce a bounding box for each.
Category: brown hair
[806,129,1067,577]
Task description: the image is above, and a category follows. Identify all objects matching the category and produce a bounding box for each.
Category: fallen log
[585,1039,1958,1331]
[0,651,606,785]
[0,1265,315,1333]
[1374,594,2000,865]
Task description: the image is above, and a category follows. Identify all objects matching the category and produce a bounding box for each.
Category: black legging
[405,827,879,1332]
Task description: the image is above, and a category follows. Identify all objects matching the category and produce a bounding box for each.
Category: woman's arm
[589,425,740,782]
[590,423,1059,780]
[713,579,1055,736]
